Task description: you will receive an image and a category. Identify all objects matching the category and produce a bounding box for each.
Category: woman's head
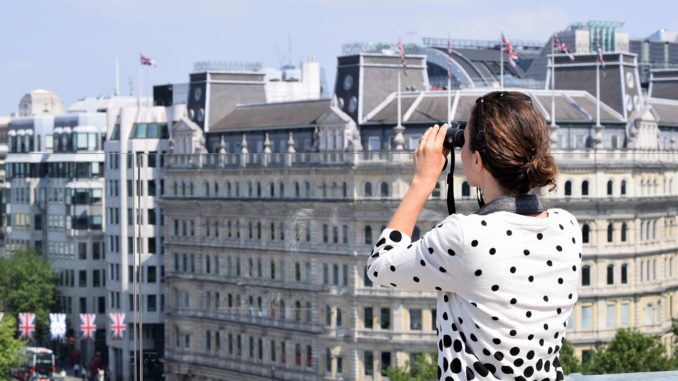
[461,91,557,195]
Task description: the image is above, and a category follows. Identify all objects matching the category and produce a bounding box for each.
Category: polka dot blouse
[367,209,582,381]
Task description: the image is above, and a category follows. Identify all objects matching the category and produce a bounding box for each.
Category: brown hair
[468,91,558,195]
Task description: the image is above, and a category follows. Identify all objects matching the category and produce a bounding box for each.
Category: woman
[367,91,580,381]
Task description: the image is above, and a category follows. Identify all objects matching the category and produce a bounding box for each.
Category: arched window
[380,182,389,198]
[295,301,302,321]
[279,182,285,198]
[343,182,348,198]
[364,182,372,197]
[336,308,342,326]
[305,301,312,321]
[364,226,372,245]
[257,182,262,197]
[226,181,231,197]
[582,224,590,244]
[607,264,614,285]
[461,181,471,198]
[214,182,219,196]
[621,223,628,242]
[621,180,627,196]
[607,180,613,196]
[581,180,589,196]
[204,181,210,197]
[270,183,275,197]
[295,344,302,366]
[248,181,253,197]
[621,263,628,284]
[325,305,331,326]
[607,223,614,243]
[306,345,313,368]
[582,265,591,286]
[294,182,300,198]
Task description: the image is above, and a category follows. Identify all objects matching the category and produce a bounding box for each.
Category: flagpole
[447,33,452,125]
[596,58,601,127]
[500,33,504,89]
[397,71,402,127]
[115,57,120,96]
[550,35,556,128]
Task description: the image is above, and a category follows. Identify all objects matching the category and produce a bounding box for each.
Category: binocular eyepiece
[442,120,467,150]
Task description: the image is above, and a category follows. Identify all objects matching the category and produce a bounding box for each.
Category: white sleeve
[366,214,468,292]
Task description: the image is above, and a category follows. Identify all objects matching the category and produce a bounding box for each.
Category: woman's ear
[473,150,483,172]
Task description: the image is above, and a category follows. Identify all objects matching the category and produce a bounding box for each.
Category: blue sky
[1,0,676,116]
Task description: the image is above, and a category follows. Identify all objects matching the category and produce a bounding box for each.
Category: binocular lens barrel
[443,121,466,149]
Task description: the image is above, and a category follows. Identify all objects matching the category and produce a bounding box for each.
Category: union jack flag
[49,313,67,340]
[596,42,606,67]
[109,312,126,340]
[501,33,519,68]
[80,313,96,340]
[397,35,407,76]
[553,34,575,61]
[18,312,36,339]
[140,53,157,67]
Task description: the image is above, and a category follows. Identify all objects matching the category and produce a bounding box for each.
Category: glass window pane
[581,305,592,331]
[77,133,87,149]
[147,123,158,138]
[136,123,148,138]
[607,304,616,328]
[620,304,629,327]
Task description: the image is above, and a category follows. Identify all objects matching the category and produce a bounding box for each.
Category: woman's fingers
[425,125,440,149]
[433,123,449,148]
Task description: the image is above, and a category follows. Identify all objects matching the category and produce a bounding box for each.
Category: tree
[0,247,57,345]
[582,328,676,374]
[559,338,579,374]
[0,314,25,380]
[384,353,438,381]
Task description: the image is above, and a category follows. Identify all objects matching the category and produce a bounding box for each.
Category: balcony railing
[162,150,678,170]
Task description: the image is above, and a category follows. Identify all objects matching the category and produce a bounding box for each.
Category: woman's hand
[413,124,450,189]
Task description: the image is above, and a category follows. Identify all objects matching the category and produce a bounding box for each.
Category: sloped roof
[210,99,331,132]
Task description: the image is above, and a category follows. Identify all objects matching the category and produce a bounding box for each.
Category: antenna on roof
[288,33,293,66]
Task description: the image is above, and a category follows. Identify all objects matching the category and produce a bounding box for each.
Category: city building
[159,42,678,381]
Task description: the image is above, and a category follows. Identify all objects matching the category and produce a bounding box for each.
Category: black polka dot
[491,316,499,321]
[407,244,412,249]
[413,276,420,282]
[539,338,545,346]
[483,348,491,356]
[547,260,553,266]
[510,266,516,273]
[572,237,576,244]
[557,308,562,314]
[389,230,402,242]
[443,335,452,347]
[515,377,526,381]
[526,311,532,318]
[420,259,426,266]
[509,329,517,336]
[458,317,464,325]
[438,366,442,380]
[526,350,535,360]
[528,334,534,340]
[543,295,549,302]
[475,269,482,276]
[451,358,462,373]
[376,238,386,246]
[451,323,457,331]
[554,332,560,339]
[470,333,478,342]
[572,265,577,271]
[523,249,530,256]
[544,323,549,330]
[536,359,543,371]
[489,248,496,255]
[501,365,513,374]
[557,370,564,380]
[559,224,564,230]
[390,283,397,287]
[492,338,501,345]
[443,312,448,320]
[466,366,475,380]
[523,366,534,378]
[444,295,449,302]
[510,298,517,305]
[556,245,562,252]
[443,357,449,372]
[545,360,551,372]
[568,293,573,299]
[447,249,455,256]
[453,339,462,352]
[384,245,393,251]
[494,352,504,361]
[428,247,434,254]
[514,358,524,367]
[528,275,534,282]
[484,363,496,375]
[558,277,563,284]
[481,220,487,226]
[506,230,512,236]
[473,361,489,377]
[439,267,447,273]
[370,253,379,258]
[471,240,478,247]
[389,265,396,272]
[510,347,520,356]
[435,286,442,290]
[373,271,378,277]
[537,233,543,240]
[491,285,499,291]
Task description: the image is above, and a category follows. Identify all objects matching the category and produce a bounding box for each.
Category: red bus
[11,347,55,381]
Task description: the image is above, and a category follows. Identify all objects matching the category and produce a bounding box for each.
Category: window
[381,352,392,376]
[380,308,390,329]
[364,182,372,197]
[620,303,630,327]
[645,304,654,325]
[621,223,627,242]
[380,182,389,198]
[621,180,627,196]
[461,181,470,198]
[148,266,157,283]
[582,224,590,244]
[368,136,381,151]
[364,226,372,245]
[582,265,591,286]
[607,264,614,285]
[364,266,372,287]
[607,180,613,196]
[582,180,589,196]
[410,309,422,330]
[364,351,374,376]
[621,263,628,284]
[564,181,572,196]
[581,305,593,330]
[79,270,87,287]
[607,304,616,328]
[148,295,157,312]
[607,223,614,243]
[364,307,373,329]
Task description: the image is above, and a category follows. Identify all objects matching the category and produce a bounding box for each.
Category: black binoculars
[442,120,467,150]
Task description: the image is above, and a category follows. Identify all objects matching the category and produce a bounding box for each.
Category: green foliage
[0,247,57,345]
[559,338,579,374]
[0,315,26,381]
[384,353,438,381]
[582,328,676,374]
